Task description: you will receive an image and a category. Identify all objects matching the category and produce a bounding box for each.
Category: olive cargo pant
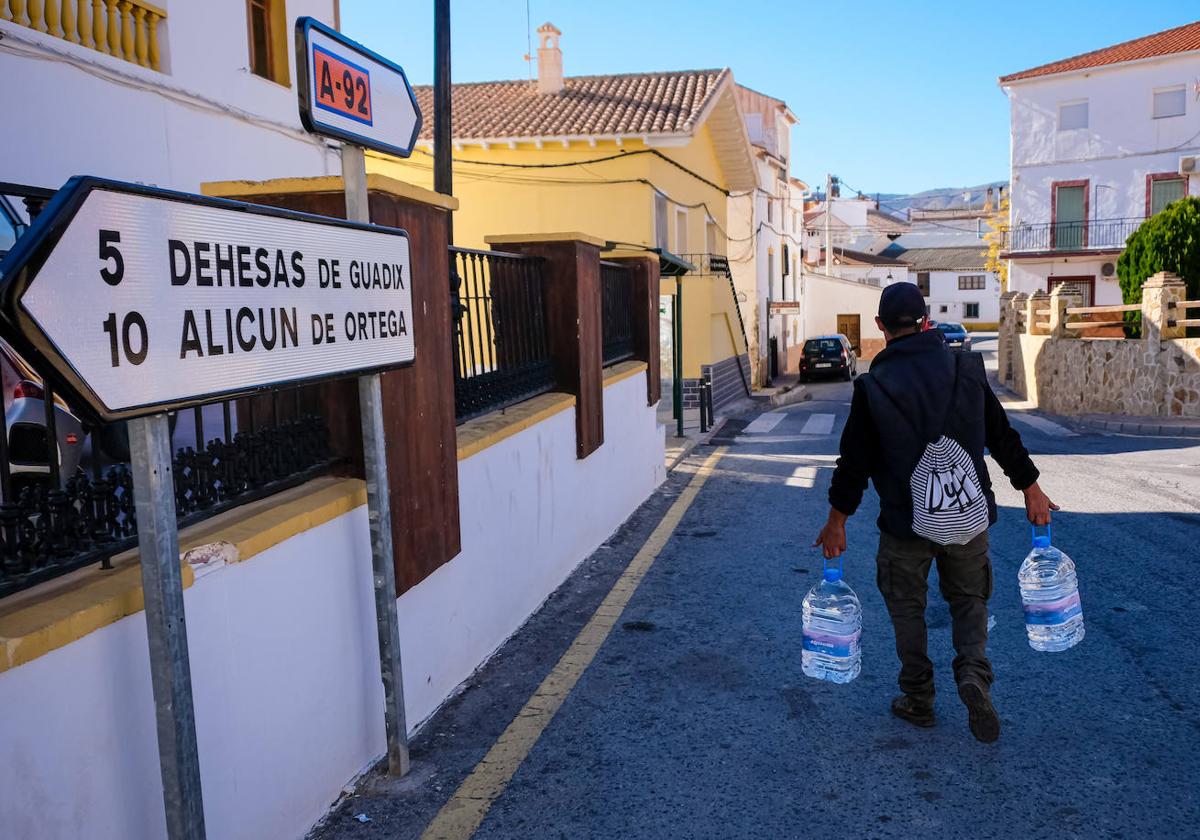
[876,530,994,702]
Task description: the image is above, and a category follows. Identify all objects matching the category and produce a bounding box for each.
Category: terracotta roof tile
[1000,20,1200,83]
[413,69,727,140]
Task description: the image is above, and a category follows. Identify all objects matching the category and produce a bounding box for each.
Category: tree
[982,196,1010,293]
[1117,195,1200,305]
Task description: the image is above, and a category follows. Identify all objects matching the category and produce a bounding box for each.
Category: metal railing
[450,246,556,423]
[2,0,167,71]
[0,185,339,599]
[600,260,635,366]
[0,385,338,599]
[1003,217,1145,253]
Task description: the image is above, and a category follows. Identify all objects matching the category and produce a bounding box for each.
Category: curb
[1071,417,1200,438]
[767,384,811,409]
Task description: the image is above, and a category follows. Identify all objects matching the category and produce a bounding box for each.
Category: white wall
[799,270,885,346]
[0,372,664,840]
[0,1,340,193]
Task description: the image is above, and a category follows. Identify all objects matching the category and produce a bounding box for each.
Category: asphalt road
[315,344,1200,840]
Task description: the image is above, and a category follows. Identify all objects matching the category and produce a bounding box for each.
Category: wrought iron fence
[450,246,556,422]
[1003,218,1144,253]
[0,184,339,599]
[0,386,338,599]
[600,260,635,366]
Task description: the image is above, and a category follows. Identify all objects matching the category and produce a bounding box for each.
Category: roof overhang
[685,70,758,193]
[999,47,1200,88]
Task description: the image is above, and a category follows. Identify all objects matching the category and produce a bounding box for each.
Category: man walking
[813,283,1057,743]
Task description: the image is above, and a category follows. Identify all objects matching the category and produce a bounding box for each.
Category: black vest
[858,331,997,539]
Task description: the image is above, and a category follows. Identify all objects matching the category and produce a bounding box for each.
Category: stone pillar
[611,255,661,406]
[1048,283,1082,339]
[486,233,606,458]
[998,290,1019,384]
[1026,290,1050,336]
[1141,271,1187,344]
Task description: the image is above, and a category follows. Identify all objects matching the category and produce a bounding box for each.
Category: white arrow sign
[0,178,415,421]
[296,17,422,158]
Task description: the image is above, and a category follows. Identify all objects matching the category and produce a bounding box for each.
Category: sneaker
[891,694,935,728]
[958,681,1001,743]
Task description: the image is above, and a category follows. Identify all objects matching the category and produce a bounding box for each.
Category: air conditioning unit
[1180,155,1199,175]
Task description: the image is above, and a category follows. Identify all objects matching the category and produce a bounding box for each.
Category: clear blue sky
[342,1,1197,194]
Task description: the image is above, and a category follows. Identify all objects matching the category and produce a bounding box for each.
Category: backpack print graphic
[910,435,989,545]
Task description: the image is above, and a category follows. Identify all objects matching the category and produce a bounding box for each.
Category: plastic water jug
[1018,525,1085,652]
[802,558,862,683]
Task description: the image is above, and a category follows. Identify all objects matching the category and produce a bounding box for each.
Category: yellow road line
[421,447,727,840]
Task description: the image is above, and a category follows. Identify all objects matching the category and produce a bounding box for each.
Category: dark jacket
[828,330,1039,539]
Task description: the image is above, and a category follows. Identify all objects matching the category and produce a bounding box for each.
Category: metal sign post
[129,413,206,840]
[294,18,422,779]
[342,142,410,777]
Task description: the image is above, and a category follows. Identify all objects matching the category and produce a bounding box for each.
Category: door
[1047,276,1095,307]
[1053,184,1086,250]
[837,314,861,355]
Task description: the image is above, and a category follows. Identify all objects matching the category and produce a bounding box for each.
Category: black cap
[878,282,928,329]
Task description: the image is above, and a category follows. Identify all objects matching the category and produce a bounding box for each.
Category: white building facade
[0,0,341,196]
[1000,22,1200,306]
[898,247,1002,327]
[729,85,803,383]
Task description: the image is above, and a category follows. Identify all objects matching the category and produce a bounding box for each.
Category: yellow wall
[367,127,741,378]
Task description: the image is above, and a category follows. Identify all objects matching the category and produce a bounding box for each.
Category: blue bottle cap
[823,565,843,582]
[1033,535,1051,548]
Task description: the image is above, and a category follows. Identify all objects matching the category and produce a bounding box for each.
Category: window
[705,217,719,256]
[964,303,980,319]
[247,0,289,85]
[675,207,688,254]
[1153,86,1186,119]
[767,252,774,296]
[916,272,930,296]
[939,305,949,314]
[766,197,774,224]
[958,274,986,291]
[654,193,669,250]
[1148,175,1186,216]
[1052,181,1087,249]
[1058,100,1088,131]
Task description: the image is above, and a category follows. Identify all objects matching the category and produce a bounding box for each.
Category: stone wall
[999,272,1200,417]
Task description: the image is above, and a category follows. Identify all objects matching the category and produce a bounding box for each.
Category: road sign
[296,16,422,158]
[0,176,415,422]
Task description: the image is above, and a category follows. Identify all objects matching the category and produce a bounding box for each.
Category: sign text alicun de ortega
[0,178,415,421]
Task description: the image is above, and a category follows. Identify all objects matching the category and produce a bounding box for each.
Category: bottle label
[803,628,861,658]
[1023,591,1083,626]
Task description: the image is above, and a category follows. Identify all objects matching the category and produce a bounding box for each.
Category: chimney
[536,23,563,94]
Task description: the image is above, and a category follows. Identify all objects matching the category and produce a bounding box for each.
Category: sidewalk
[659,373,810,471]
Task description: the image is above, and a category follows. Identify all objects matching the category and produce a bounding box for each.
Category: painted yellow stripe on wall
[420,447,727,840]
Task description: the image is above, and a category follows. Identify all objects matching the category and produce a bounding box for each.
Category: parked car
[1,340,86,495]
[799,334,858,382]
[936,322,972,351]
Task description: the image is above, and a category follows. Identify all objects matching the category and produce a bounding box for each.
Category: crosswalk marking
[801,413,835,435]
[1009,412,1077,438]
[742,410,787,434]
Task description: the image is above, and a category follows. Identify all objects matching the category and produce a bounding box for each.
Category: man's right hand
[1022,482,1060,525]
[813,509,848,559]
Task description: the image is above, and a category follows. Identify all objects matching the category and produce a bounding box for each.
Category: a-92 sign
[0,177,416,422]
[296,17,421,157]
[313,45,373,125]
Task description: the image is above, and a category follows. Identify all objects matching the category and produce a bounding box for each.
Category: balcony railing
[3,0,167,72]
[1003,217,1145,254]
